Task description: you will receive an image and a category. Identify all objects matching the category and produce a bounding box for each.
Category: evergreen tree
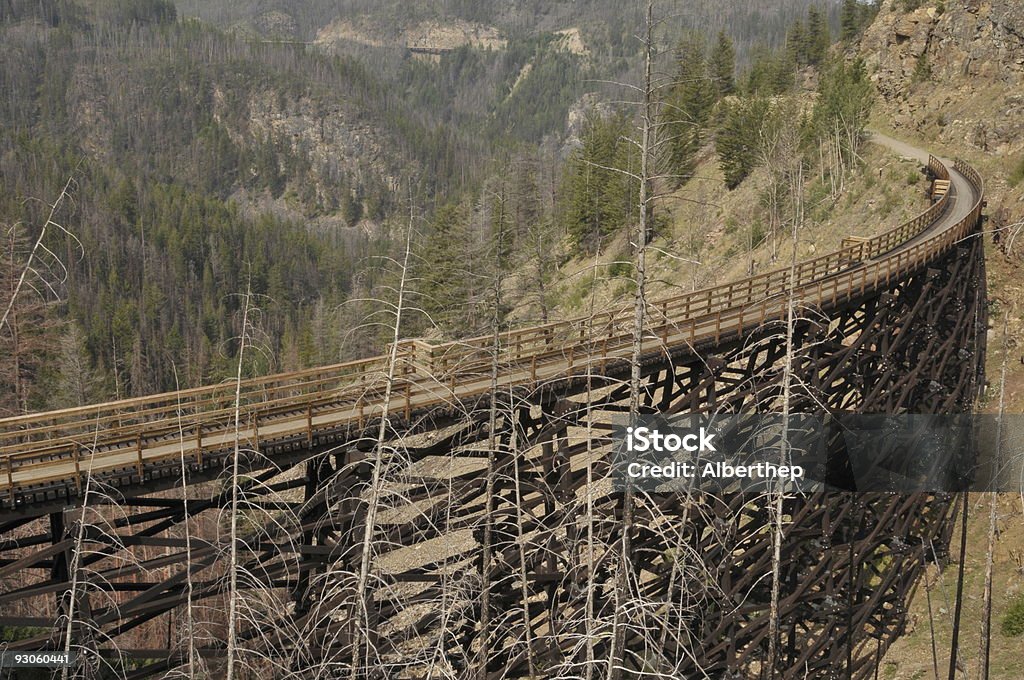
[813,57,874,163]
[415,202,476,332]
[841,0,860,43]
[786,18,808,66]
[912,53,932,83]
[709,30,736,97]
[774,47,798,92]
[716,97,770,189]
[341,189,363,226]
[564,112,633,254]
[662,35,715,187]
[746,46,796,96]
[805,6,830,66]
[508,155,541,245]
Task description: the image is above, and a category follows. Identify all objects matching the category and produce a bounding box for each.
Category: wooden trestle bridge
[0,152,986,679]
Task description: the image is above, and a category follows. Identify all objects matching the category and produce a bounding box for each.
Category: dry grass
[541,140,931,319]
[880,494,1024,680]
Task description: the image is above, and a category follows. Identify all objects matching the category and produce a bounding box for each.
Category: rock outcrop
[861,0,1024,155]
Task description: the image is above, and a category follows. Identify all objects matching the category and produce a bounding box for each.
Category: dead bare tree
[759,100,795,264]
[765,103,805,677]
[348,203,417,679]
[224,280,259,680]
[978,312,1011,680]
[0,176,80,333]
[59,429,99,680]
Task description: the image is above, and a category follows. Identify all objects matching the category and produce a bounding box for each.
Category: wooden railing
[0,156,984,502]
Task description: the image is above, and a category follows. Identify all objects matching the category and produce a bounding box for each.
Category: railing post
[135,434,144,480]
[404,383,411,421]
[531,354,537,383]
[306,404,313,447]
[405,343,415,374]
[73,446,82,494]
[6,455,14,505]
[196,423,204,468]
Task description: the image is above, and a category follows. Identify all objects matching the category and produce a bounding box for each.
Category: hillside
[0,0,475,411]
[532,138,931,326]
[174,0,841,54]
[852,2,1024,677]
[168,0,849,149]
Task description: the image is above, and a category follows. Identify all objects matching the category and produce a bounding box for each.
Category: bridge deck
[0,155,984,513]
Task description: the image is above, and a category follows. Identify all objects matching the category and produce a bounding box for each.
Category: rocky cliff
[861,0,1024,156]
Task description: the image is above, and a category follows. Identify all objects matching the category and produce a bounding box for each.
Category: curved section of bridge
[0,151,987,680]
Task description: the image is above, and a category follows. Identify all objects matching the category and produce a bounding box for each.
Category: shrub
[1002,594,1024,637]
[1,625,48,642]
[1009,157,1024,188]
[912,54,932,83]
[749,221,766,248]
[608,260,633,279]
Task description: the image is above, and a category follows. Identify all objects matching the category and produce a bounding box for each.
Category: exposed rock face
[315,18,506,57]
[403,20,506,52]
[554,28,588,56]
[252,11,298,39]
[861,0,1024,155]
[242,91,403,197]
[564,93,611,152]
[314,19,386,49]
